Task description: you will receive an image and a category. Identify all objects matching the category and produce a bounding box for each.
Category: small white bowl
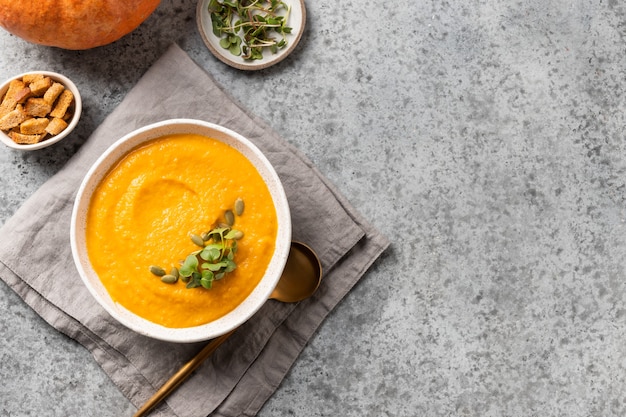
[70,119,291,343]
[0,71,82,151]
[197,0,306,70]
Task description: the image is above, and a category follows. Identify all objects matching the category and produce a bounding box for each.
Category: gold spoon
[133,241,322,417]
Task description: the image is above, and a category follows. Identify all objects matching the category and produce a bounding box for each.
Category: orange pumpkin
[0,0,161,50]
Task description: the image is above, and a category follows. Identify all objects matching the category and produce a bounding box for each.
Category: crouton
[14,86,32,104]
[49,89,73,118]
[21,74,44,84]
[0,104,28,130]
[0,79,26,117]
[43,82,65,105]
[20,117,50,135]
[24,98,52,117]
[9,130,45,144]
[29,76,53,96]
[45,117,67,136]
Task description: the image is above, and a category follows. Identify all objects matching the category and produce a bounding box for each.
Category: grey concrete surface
[2,0,626,416]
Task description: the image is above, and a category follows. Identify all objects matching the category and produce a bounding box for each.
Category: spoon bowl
[270,241,322,302]
[133,241,322,417]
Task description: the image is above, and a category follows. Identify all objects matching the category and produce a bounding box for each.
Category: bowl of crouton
[0,71,81,150]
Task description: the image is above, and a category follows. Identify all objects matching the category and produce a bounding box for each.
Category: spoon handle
[133,328,236,417]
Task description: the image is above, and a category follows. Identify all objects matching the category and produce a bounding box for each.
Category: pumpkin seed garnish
[235,197,244,216]
[191,233,205,247]
[149,198,245,290]
[169,267,179,279]
[149,265,166,277]
[225,209,235,226]
[161,274,178,284]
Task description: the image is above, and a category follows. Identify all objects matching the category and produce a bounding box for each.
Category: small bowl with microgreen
[70,119,291,343]
[196,0,306,70]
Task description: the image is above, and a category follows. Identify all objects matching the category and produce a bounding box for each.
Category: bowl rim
[0,71,82,151]
[70,118,292,343]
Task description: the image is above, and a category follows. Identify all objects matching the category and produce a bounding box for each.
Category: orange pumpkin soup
[85,133,278,328]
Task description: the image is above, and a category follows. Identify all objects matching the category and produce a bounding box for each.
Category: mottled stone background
[2,0,626,416]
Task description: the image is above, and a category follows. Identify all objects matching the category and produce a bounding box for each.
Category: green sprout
[209,0,292,60]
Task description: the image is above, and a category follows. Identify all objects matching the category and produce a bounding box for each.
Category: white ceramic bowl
[0,71,82,151]
[70,119,291,343]
[196,0,306,70]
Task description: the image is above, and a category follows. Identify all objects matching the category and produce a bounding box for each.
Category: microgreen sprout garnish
[208,0,292,61]
[149,200,245,290]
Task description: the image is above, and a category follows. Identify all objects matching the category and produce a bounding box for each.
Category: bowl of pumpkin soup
[70,119,291,343]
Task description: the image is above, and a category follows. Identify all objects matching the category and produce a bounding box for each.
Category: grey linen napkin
[0,44,389,417]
